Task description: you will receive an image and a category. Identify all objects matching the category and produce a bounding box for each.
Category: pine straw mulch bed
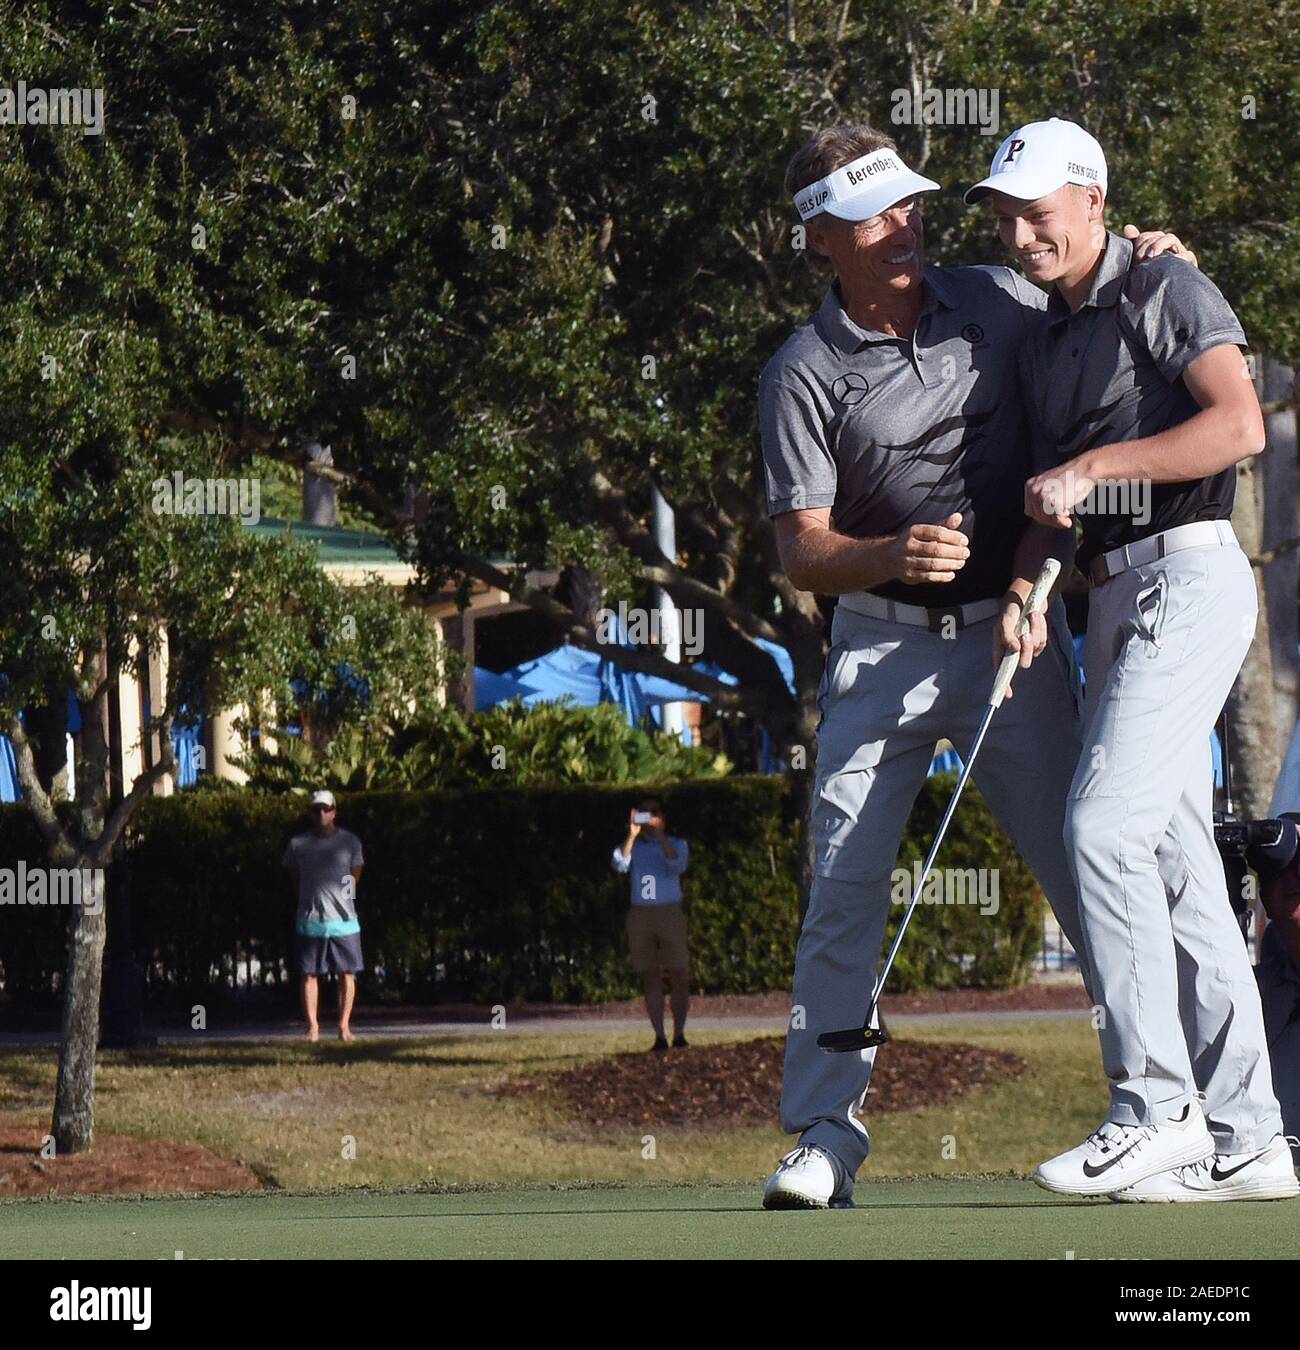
[496,1036,1026,1131]
[0,1116,263,1199]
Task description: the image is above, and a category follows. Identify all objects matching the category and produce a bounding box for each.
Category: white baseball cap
[309,789,336,808]
[963,118,1107,205]
[794,147,940,222]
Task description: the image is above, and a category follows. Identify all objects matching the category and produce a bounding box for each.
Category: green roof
[242,516,403,565]
[243,517,515,570]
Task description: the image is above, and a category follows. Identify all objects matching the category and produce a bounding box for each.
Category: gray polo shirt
[283,827,364,935]
[1018,231,1246,569]
[758,264,1048,607]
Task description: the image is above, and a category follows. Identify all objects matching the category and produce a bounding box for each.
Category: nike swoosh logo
[1082,1140,1144,1177]
[1211,1153,1262,1182]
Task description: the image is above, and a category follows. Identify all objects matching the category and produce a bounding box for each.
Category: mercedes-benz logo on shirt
[962,323,985,343]
[832,372,870,405]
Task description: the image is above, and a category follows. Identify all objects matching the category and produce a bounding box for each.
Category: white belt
[1089,520,1237,586]
[836,591,1002,631]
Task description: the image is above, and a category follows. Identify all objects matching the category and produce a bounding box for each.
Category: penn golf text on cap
[963,117,1107,205]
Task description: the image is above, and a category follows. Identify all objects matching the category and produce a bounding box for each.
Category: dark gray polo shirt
[1018,231,1246,569]
[758,264,1047,606]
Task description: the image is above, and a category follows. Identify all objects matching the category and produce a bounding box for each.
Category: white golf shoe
[1110,1134,1300,1203]
[762,1144,855,1210]
[1034,1101,1214,1197]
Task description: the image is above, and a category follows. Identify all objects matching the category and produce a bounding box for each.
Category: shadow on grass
[81,1041,493,1071]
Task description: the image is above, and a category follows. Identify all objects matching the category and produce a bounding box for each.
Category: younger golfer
[969,118,1297,1201]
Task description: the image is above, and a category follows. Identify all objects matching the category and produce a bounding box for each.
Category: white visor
[793,148,940,222]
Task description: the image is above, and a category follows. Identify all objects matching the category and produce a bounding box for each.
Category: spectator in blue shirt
[612,797,691,1052]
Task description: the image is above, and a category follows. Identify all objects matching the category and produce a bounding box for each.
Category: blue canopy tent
[508,644,608,708]
[596,611,708,745]
[595,611,651,728]
[473,666,541,711]
[0,683,208,800]
[500,640,702,745]
[141,680,207,790]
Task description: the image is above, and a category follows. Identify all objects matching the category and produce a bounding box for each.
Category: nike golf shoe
[1110,1134,1300,1203]
[1033,1101,1214,1197]
[762,1144,855,1210]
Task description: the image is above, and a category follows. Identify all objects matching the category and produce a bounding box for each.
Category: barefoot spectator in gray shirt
[283,789,365,1043]
[612,797,691,1052]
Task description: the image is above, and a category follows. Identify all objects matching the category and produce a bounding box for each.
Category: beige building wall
[106,566,520,790]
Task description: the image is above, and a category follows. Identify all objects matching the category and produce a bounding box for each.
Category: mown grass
[0,1017,1108,1191]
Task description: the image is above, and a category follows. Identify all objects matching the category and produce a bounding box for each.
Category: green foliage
[0,775,1045,1003]
[886,775,1046,992]
[0,806,72,1002]
[237,698,731,791]
[9,3,1289,774]
[245,453,388,534]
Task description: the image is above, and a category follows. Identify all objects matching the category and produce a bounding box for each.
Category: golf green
[3,1178,1296,1260]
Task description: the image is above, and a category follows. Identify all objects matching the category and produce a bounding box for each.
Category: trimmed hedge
[0,774,1044,1005]
[0,805,74,1002]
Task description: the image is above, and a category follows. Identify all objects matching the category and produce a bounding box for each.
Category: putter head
[817,1024,890,1054]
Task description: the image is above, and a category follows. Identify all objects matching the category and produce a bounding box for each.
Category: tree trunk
[51,640,113,1155]
[51,855,106,1154]
[1260,356,1298,776]
[1227,450,1280,820]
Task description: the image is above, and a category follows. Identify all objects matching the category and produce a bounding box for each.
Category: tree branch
[451,548,761,711]
[93,710,178,866]
[5,714,75,864]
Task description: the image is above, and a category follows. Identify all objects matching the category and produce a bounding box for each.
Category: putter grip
[989,557,1061,707]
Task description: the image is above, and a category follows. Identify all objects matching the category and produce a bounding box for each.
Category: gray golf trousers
[782,597,1089,1173]
[1066,539,1281,1152]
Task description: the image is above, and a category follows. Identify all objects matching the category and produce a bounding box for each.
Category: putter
[817,557,1062,1053]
